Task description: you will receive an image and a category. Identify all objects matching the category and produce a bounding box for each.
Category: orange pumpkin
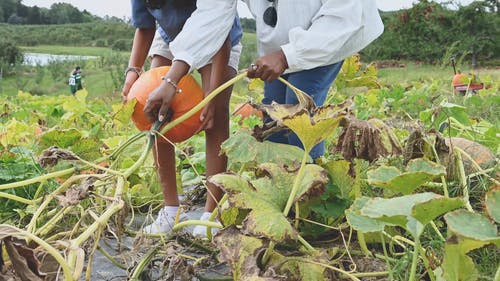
[452,73,467,86]
[127,66,203,143]
[232,102,263,120]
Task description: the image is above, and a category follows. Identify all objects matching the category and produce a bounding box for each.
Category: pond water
[22,52,98,66]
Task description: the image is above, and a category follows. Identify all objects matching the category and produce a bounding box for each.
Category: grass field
[2,43,498,104]
[20,45,128,57]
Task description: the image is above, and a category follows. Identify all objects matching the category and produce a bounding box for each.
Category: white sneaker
[142,207,188,234]
[192,212,219,238]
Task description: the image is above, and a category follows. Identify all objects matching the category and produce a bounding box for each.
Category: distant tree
[0,0,17,23]
[0,40,23,65]
[453,0,499,67]
[240,18,256,33]
[7,13,24,24]
[26,5,41,24]
[0,6,4,22]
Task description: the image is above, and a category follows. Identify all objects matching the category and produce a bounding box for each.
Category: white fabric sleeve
[170,0,237,73]
[281,0,383,72]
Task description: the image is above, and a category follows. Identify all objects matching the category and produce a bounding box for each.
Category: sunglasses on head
[143,0,166,9]
[263,0,277,27]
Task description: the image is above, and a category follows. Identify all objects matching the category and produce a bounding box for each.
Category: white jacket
[171,0,384,73]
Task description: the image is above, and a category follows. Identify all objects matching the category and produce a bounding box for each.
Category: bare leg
[150,55,179,207]
[198,64,236,212]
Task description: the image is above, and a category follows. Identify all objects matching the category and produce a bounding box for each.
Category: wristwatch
[124,66,143,78]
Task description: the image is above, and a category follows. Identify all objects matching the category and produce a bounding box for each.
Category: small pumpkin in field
[452,73,467,86]
[127,66,203,143]
[232,102,263,121]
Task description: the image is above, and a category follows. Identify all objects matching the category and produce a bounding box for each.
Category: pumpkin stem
[158,71,248,135]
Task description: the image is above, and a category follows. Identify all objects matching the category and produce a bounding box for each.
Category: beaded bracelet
[124,66,143,78]
[162,77,182,94]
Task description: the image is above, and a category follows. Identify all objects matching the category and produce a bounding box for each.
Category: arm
[121,28,156,102]
[122,0,157,101]
[144,0,237,122]
[170,0,237,72]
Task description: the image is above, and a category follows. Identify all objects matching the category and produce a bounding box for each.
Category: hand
[121,71,140,104]
[247,49,289,81]
[195,101,216,134]
[143,82,177,123]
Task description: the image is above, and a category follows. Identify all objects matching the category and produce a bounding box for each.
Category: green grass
[378,61,500,85]
[20,45,128,57]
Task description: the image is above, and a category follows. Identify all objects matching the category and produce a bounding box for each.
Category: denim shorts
[262,61,344,160]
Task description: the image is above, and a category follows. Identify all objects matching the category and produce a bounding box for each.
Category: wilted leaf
[4,239,44,281]
[335,118,402,164]
[485,190,500,224]
[210,163,328,241]
[367,158,446,194]
[281,106,346,153]
[213,226,267,281]
[221,130,308,170]
[37,146,78,168]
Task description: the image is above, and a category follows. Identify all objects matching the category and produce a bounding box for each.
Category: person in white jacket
[143,0,384,233]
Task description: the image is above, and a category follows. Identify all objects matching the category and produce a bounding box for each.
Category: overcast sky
[22,0,476,20]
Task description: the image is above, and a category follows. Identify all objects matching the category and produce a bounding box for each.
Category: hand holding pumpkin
[144,82,177,123]
[121,71,141,103]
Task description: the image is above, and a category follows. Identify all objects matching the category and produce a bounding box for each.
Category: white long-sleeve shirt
[170,0,384,73]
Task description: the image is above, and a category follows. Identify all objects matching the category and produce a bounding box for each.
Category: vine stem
[380,233,394,280]
[159,71,248,136]
[427,138,449,197]
[0,192,34,204]
[0,167,76,190]
[408,236,420,281]
[454,148,474,212]
[173,220,222,232]
[283,150,309,216]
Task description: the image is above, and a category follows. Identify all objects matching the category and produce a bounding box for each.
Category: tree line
[1,0,498,68]
[362,0,499,66]
[0,0,104,25]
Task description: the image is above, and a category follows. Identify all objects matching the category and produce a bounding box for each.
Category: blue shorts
[262,61,344,160]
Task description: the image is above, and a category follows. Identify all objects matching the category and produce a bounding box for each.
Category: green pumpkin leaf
[112,99,136,127]
[268,252,327,281]
[210,163,327,241]
[346,197,386,233]
[40,128,82,149]
[485,190,500,223]
[411,197,464,225]
[440,244,478,281]
[221,130,309,169]
[367,158,446,194]
[444,210,500,243]
[71,137,103,161]
[213,226,267,281]
[360,192,443,237]
[320,159,355,198]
